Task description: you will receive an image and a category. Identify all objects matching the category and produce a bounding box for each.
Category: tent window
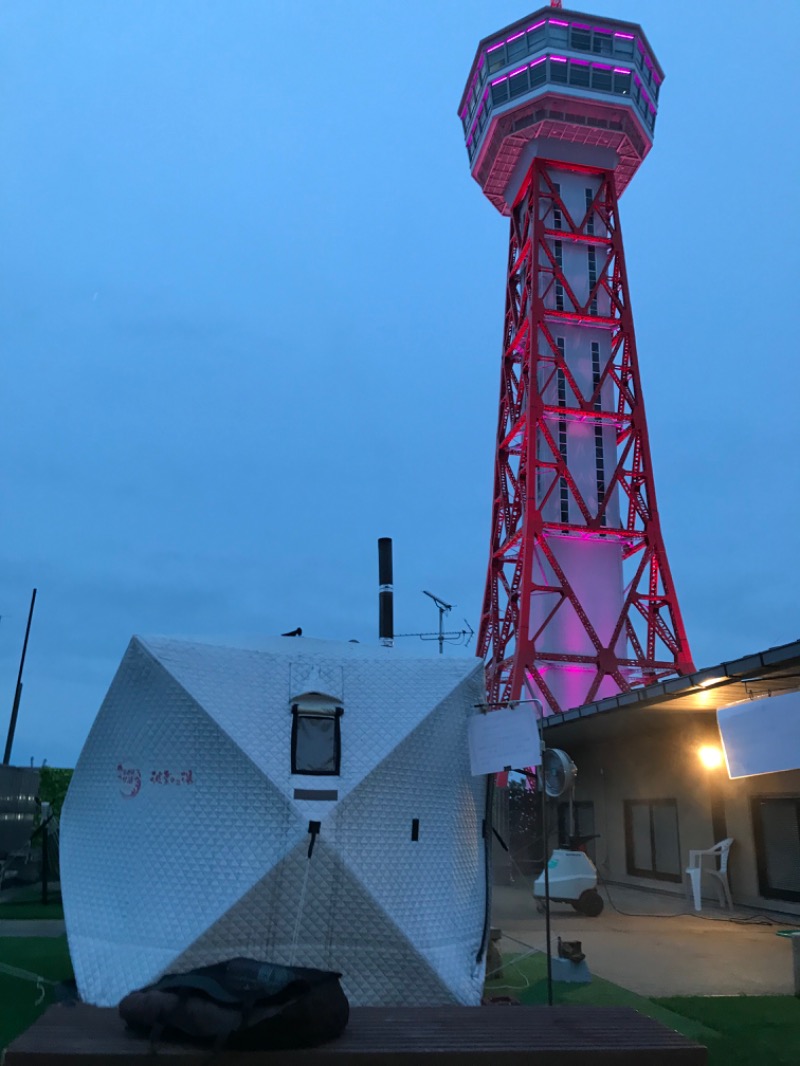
[291,705,343,775]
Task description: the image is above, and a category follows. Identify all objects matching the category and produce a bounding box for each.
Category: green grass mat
[487,951,715,1043]
[0,936,73,1051]
[0,900,64,921]
[656,995,800,1066]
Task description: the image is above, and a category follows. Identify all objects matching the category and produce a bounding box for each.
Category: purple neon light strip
[573,23,590,30]
[507,31,525,42]
[510,66,528,77]
[594,63,612,70]
[550,55,567,62]
[527,20,545,31]
[491,74,508,85]
[613,67,631,74]
[572,58,589,66]
[614,32,634,40]
[530,56,546,67]
[487,42,504,53]
[550,19,568,27]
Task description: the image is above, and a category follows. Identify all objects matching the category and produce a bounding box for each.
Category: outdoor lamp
[698,745,723,770]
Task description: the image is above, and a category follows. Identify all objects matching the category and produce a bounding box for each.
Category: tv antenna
[393,591,474,655]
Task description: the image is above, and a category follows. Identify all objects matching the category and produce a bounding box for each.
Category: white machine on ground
[533,748,604,917]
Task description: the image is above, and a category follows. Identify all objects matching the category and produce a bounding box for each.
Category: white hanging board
[718,691,800,778]
[468,705,542,776]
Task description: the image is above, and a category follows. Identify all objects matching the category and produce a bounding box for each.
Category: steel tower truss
[478,158,694,711]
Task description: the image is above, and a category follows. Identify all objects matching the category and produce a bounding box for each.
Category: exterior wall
[556,717,800,917]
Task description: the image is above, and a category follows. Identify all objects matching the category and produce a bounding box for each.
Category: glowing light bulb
[698,745,723,770]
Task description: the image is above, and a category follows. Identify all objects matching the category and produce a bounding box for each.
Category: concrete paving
[492,881,800,998]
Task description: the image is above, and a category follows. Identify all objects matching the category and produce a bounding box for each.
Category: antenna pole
[3,588,37,766]
[423,590,452,655]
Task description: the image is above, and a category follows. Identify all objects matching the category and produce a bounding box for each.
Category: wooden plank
[4,1003,707,1065]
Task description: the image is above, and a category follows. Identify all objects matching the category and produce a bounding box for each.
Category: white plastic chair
[685,838,734,911]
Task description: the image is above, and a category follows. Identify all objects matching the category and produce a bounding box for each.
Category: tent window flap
[291,705,343,775]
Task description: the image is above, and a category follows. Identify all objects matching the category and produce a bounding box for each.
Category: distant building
[541,638,800,913]
[0,765,39,859]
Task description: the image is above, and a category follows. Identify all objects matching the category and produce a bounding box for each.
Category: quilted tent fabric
[61,637,490,1007]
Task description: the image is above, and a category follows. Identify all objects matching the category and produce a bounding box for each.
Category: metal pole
[541,773,553,1005]
[3,589,37,766]
[523,683,553,1005]
[438,604,445,655]
[41,815,49,906]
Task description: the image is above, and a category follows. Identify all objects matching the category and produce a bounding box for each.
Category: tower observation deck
[461,7,695,714]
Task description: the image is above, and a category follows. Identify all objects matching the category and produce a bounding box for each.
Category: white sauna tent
[61,636,490,1007]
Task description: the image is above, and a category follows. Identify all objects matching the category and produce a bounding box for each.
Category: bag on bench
[119,956,349,1050]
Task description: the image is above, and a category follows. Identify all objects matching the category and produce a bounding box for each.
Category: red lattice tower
[459,8,694,713]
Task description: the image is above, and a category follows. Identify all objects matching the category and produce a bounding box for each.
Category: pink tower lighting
[459,7,695,714]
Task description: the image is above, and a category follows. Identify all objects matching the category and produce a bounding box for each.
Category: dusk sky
[1,1,798,768]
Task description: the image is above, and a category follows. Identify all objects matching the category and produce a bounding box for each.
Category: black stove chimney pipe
[378,538,394,647]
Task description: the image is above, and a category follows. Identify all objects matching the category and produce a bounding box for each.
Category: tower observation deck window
[527,23,546,50]
[569,61,590,88]
[506,33,527,63]
[571,27,591,51]
[509,68,528,99]
[613,70,631,95]
[491,80,510,106]
[592,30,613,56]
[550,58,568,84]
[487,44,506,74]
[591,66,612,92]
[530,58,547,88]
[549,23,569,46]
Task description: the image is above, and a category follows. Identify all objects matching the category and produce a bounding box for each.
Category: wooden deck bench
[4,1003,706,1064]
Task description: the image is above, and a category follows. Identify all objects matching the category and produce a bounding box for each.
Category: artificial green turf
[490,952,800,1066]
[656,996,800,1066]
[487,952,716,1043]
[3,941,799,1064]
[0,900,64,921]
[0,936,73,1052]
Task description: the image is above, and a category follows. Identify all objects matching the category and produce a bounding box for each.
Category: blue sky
[1,1,798,767]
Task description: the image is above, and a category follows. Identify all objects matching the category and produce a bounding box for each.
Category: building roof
[541,638,800,745]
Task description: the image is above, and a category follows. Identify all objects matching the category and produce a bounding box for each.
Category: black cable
[598,873,800,927]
